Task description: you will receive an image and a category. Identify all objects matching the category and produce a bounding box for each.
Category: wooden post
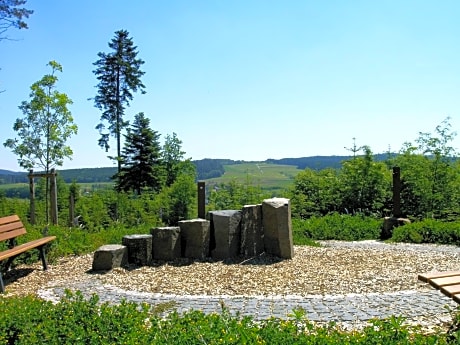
[69,194,75,227]
[197,181,206,219]
[392,166,401,218]
[50,169,58,225]
[28,169,35,225]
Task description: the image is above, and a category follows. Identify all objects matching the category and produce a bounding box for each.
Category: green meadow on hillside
[204,162,302,195]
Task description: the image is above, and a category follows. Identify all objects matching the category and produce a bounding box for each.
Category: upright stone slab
[122,234,153,266]
[92,244,127,271]
[262,198,294,259]
[178,219,210,259]
[151,226,181,260]
[240,204,264,257]
[208,210,242,260]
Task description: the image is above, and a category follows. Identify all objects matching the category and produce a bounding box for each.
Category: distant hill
[0,154,392,185]
[59,167,117,183]
[0,167,117,185]
[266,153,390,170]
[266,156,349,170]
[0,169,28,184]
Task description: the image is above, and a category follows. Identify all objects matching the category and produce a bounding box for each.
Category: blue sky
[1,0,460,171]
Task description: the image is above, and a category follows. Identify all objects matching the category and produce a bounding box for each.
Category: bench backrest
[0,215,27,242]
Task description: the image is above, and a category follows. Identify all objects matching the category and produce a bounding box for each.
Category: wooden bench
[418,270,460,304]
[0,215,56,293]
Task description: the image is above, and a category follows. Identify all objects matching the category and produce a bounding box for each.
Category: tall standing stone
[262,198,294,259]
[178,219,210,259]
[208,210,242,260]
[151,227,181,260]
[240,204,264,257]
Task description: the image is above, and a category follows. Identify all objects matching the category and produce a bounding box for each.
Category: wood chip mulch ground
[2,241,460,298]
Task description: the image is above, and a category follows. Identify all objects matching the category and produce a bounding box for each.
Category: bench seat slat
[418,270,460,283]
[0,221,25,233]
[0,228,27,242]
[0,215,21,225]
[0,216,27,242]
[429,275,460,288]
[0,236,56,261]
[441,284,460,297]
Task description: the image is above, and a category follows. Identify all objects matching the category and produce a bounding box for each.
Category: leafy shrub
[0,292,455,344]
[0,291,153,344]
[293,213,382,242]
[391,219,460,245]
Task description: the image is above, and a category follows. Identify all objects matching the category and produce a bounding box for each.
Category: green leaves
[290,118,460,221]
[3,60,77,171]
[0,292,453,344]
[391,117,459,219]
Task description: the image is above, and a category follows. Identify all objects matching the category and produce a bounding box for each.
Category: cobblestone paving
[38,279,457,329]
[36,240,460,330]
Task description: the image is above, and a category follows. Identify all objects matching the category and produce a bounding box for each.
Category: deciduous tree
[392,117,459,218]
[3,60,77,221]
[339,146,392,215]
[162,132,187,187]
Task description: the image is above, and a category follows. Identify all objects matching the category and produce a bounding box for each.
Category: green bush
[0,292,455,344]
[293,213,382,242]
[391,219,460,245]
[0,291,153,344]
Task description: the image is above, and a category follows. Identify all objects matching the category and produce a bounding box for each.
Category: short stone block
[151,226,181,260]
[178,219,210,259]
[122,234,153,266]
[241,204,264,257]
[381,216,411,240]
[92,244,127,271]
[208,210,242,260]
[262,198,294,259]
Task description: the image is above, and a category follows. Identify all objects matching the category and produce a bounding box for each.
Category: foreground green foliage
[0,291,455,344]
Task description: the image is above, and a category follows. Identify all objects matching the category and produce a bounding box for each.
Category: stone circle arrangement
[92,197,294,271]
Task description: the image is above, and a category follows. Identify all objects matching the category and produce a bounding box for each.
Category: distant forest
[0,155,390,184]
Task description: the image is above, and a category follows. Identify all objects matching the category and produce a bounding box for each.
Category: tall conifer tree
[93,29,145,173]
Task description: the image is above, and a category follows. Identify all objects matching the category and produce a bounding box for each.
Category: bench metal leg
[3,257,15,272]
[0,271,4,293]
[38,246,48,271]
